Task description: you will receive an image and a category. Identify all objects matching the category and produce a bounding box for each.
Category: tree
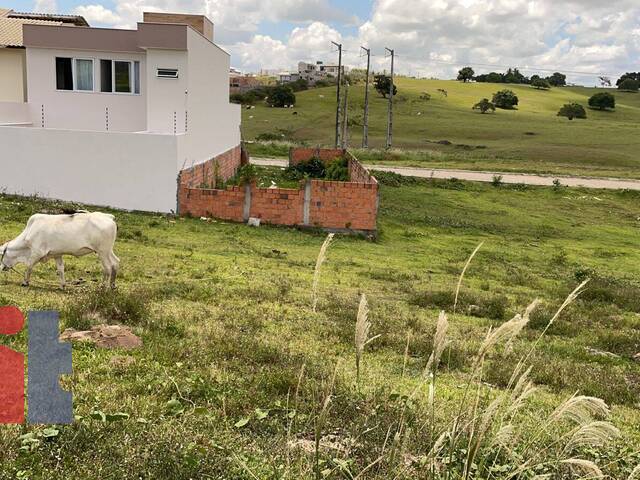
[616,72,640,86]
[504,68,528,84]
[531,78,551,90]
[492,89,519,109]
[557,103,587,120]
[588,92,615,110]
[472,98,495,114]
[598,76,612,88]
[374,74,397,98]
[618,78,640,92]
[475,72,504,83]
[547,72,567,87]
[457,66,475,82]
[266,85,296,107]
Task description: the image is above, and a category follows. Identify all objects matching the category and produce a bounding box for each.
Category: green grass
[1,181,640,478]
[242,78,640,179]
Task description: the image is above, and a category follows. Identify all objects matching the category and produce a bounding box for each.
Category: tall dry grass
[312,233,334,312]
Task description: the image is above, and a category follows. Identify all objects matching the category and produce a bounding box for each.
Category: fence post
[303,180,311,226]
[243,183,252,222]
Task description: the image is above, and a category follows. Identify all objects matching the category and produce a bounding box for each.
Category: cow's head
[0,242,14,271]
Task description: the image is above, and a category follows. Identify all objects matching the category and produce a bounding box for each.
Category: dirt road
[250,157,640,191]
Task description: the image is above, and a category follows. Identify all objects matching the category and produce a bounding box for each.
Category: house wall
[25,47,147,132]
[181,28,240,168]
[0,101,32,125]
[145,48,188,134]
[0,49,26,102]
[0,126,178,212]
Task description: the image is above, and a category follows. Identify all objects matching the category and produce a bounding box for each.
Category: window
[56,57,94,91]
[56,57,73,90]
[100,59,112,92]
[157,68,179,78]
[75,59,93,91]
[100,60,141,94]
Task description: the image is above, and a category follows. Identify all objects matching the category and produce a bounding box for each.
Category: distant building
[297,61,346,84]
[229,69,261,94]
[278,72,300,84]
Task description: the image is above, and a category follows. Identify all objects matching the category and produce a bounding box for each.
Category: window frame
[156,68,179,79]
[55,56,95,92]
[55,57,141,95]
[73,58,95,92]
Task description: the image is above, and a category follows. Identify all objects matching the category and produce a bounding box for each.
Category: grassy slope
[0,182,639,477]
[242,79,640,178]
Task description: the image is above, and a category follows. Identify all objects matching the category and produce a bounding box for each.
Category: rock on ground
[60,325,142,349]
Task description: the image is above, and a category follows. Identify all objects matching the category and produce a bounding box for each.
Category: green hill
[242,78,640,178]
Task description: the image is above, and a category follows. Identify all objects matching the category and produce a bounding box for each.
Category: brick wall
[179,185,245,221]
[250,187,305,226]
[289,147,345,166]
[309,180,378,231]
[180,145,242,188]
[179,148,379,235]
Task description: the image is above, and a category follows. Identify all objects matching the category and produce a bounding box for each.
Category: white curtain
[75,59,93,91]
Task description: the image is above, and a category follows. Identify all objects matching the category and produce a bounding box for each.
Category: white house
[0,12,241,213]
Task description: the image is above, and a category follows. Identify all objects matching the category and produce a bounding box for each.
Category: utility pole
[361,46,370,148]
[385,47,394,149]
[331,41,343,148]
[341,82,349,148]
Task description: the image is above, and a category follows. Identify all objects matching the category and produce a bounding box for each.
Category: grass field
[1,178,640,478]
[242,78,640,179]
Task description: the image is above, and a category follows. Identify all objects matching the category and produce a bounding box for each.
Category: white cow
[0,212,119,289]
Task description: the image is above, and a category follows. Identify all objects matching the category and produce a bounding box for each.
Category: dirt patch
[61,325,143,350]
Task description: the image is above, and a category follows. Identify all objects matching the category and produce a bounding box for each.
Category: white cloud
[73,4,122,24]
[33,0,57,13]
[69,0,640,84]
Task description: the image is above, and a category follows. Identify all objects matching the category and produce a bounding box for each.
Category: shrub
[472,98,496,114]
[266,85,296,107]
[492,89,519,109]
[531,78,551,90]
[557,103,587,120]
[285,156,326,179]
[235,164,258,184]
[588,92,616,110]
[324,157,349,181]
[618,78,639,92]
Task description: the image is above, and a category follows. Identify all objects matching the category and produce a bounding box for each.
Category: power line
[425,59,624,78]
[385,47,394,149]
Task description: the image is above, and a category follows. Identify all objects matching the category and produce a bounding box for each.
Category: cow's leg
[98,252,113,288]
[22,256,42,287]
[109,252,120,289]
[55,256,66,290]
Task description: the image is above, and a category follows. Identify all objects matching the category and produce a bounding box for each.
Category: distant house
[0,7,87,102]
[230,69,261,94]
[278,72,300,84]
[297,61,346,84]
[0,11,241,213]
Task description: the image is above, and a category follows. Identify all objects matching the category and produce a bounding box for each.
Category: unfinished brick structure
[178,147,379,236]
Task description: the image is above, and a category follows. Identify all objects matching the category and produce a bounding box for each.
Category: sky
[8,0,640,85]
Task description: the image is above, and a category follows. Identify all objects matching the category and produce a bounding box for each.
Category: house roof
[0,8,88,47]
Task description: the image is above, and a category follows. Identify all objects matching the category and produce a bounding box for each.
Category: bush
[492,89,519,109]
[324,157,349,181]
[588,92,615,110]
[531,78,551,90]
[284,156,325,179]
[472,98,496,114]
[266,85,296,107]
[618,78,639,92]
[557,103,587,120]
